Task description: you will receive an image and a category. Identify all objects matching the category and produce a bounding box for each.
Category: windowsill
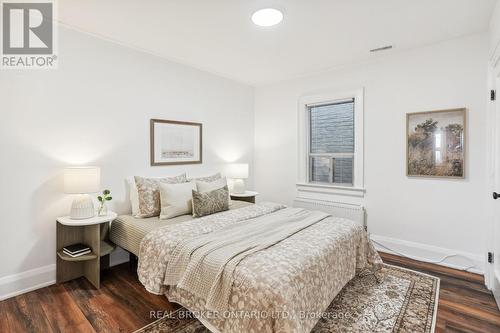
[296,182,366,198]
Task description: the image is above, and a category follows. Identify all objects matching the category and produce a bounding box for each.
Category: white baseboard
[0,264,56,301]
[1,236,485,301]
[0,248,131,301]
[371,234,485,276]
[493,269,500,310]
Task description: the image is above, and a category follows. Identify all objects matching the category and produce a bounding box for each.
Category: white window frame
[297,89,365,197]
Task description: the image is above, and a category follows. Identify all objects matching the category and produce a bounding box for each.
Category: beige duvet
[138,202,382,333]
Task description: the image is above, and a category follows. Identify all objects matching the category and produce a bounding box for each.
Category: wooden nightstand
[230,191,259,204]
[56,212,117,288]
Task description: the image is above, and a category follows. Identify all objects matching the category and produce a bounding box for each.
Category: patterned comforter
[138,202,382,333]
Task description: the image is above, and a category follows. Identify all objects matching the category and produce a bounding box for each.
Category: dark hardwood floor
[380,252,500,333]
[1,253,499,333]
[0,264,177,333]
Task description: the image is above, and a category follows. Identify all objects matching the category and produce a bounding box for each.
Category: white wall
[0,26,254,299]
[0,16,494,301]
[487,0,500,291]
[254,33,489,272]
[491,0,500,56]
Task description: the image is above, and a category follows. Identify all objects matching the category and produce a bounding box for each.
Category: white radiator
[293,198,365,228]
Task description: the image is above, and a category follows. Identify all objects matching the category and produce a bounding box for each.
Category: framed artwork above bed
[406,108,466,178]
[150,119,202,166]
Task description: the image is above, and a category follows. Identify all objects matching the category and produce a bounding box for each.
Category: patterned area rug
[135,264,439,333]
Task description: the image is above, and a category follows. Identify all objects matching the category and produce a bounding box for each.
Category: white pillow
[196,177,227,193]
[127,174,187,217]
[159,181,197,219]
[126,177,140,216]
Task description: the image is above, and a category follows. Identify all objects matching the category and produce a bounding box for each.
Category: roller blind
[308,99,355,185]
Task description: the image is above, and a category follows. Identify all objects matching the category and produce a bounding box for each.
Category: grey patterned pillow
[134,174,187,218]
[189,173,222,182]
[192,185,230,218]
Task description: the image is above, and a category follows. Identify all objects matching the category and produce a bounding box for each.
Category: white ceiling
[58,0,497,86]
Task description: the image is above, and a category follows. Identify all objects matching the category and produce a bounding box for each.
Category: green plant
[97,190,112,215]
[98,189,113,203]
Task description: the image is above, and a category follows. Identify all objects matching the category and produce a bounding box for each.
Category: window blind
[308,99,355,185]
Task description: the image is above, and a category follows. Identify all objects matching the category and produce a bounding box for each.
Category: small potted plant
[97,190,112,216]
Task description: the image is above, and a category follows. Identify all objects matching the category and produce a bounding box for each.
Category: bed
[110,200,252,256]
[135,202,382,333]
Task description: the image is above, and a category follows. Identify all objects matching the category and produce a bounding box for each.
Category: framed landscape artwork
[150,119,202,166]
[406,108,466,178]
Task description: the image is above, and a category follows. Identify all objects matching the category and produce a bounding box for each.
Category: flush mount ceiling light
[251,8,283,27]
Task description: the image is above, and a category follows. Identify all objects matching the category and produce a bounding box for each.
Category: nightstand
[56,212,117,288]
[230,191,259,204]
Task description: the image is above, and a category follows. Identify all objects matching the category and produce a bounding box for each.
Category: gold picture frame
[406,108,466,178]
[150,119,203,166]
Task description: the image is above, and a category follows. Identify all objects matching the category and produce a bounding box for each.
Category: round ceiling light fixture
[251,8,283,27]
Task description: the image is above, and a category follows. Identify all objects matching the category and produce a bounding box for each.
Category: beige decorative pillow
[192,186,230,218]
[196,177,227,193]
[134,174,187,218]
[159,181,197,219]
[189,173,222,182]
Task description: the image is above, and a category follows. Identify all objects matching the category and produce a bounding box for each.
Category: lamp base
[70,194,95,220]
[232,179,246,194]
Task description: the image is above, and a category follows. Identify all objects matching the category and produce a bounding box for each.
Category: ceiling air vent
[370,45,393,53]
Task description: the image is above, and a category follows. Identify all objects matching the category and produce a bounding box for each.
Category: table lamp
[64,167,101,219]
[226,163,249,194]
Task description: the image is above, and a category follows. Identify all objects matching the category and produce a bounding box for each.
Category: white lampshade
[226,163,249,179]
[64,167,101,194]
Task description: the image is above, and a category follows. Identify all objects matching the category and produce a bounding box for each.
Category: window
[297,89,364,197]
[309,99,355,185]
